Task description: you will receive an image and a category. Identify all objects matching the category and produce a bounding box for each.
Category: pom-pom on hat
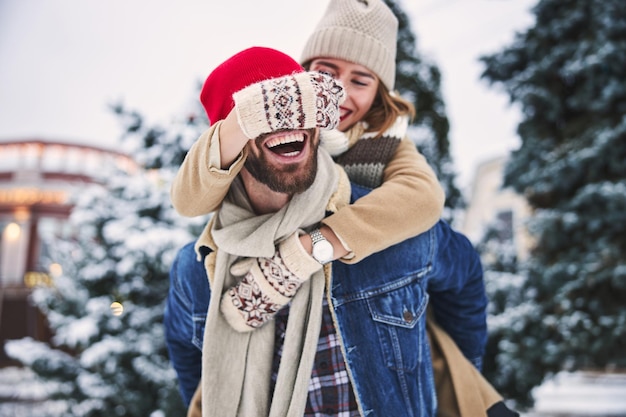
[300,0,398,90]
[200,46,304,125]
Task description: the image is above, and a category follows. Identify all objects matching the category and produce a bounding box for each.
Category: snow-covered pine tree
[480,0,626,406]
[476,217,529,410]
[5,104,207,416]
[386,0,462,214]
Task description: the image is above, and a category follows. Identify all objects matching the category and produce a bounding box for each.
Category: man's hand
[232,72,345,139]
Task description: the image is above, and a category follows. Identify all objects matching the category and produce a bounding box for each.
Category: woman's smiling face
[309,58,379,132]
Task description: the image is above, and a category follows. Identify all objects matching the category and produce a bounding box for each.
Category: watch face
[313,240,334,263]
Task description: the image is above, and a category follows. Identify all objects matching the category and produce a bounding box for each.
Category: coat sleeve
[170,123,248,217]
[427,220,488,370]
[322,138,445,263]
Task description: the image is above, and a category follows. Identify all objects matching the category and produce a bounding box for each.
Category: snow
[79,337,126,369]
[54,316,99,348]
[4,338,72,369]
[532,372,626,415]
[76,372,114,399]
[0,366,49,401]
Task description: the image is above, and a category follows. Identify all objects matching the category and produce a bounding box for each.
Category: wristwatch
[309,229,334,264]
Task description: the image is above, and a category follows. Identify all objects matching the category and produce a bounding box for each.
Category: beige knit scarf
[201,150,339,417]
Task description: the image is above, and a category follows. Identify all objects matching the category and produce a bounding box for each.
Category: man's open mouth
[264,132,306,157]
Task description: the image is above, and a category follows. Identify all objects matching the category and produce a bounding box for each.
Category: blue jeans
[164,242,209,406]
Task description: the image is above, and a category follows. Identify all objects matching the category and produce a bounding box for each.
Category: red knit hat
[200,47,305,125]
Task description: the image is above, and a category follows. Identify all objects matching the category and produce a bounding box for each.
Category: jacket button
[403,311,414,323]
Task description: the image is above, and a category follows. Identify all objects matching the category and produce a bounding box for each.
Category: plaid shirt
[271,297,360,416]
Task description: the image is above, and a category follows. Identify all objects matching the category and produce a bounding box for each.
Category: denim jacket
[164,185,487,416]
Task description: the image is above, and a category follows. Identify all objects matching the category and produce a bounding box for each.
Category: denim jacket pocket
[367,280,429,372]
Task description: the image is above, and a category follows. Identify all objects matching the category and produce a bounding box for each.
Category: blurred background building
[461,155,532,258]
[0,139,135,366]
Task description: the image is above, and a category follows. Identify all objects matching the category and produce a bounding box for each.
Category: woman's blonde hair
[363,83,415,138]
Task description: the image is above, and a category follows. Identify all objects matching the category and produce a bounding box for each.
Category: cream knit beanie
[301,0,398,90]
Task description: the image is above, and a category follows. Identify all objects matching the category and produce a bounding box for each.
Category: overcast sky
[0,0,536,191]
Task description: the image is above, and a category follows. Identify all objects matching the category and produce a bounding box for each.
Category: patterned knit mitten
[232,71,345,139]
[220,232,323,332]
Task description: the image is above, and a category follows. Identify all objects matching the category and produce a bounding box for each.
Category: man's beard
[244,133,319,194]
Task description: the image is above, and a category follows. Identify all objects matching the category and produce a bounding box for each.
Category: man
[165,46,517,417]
